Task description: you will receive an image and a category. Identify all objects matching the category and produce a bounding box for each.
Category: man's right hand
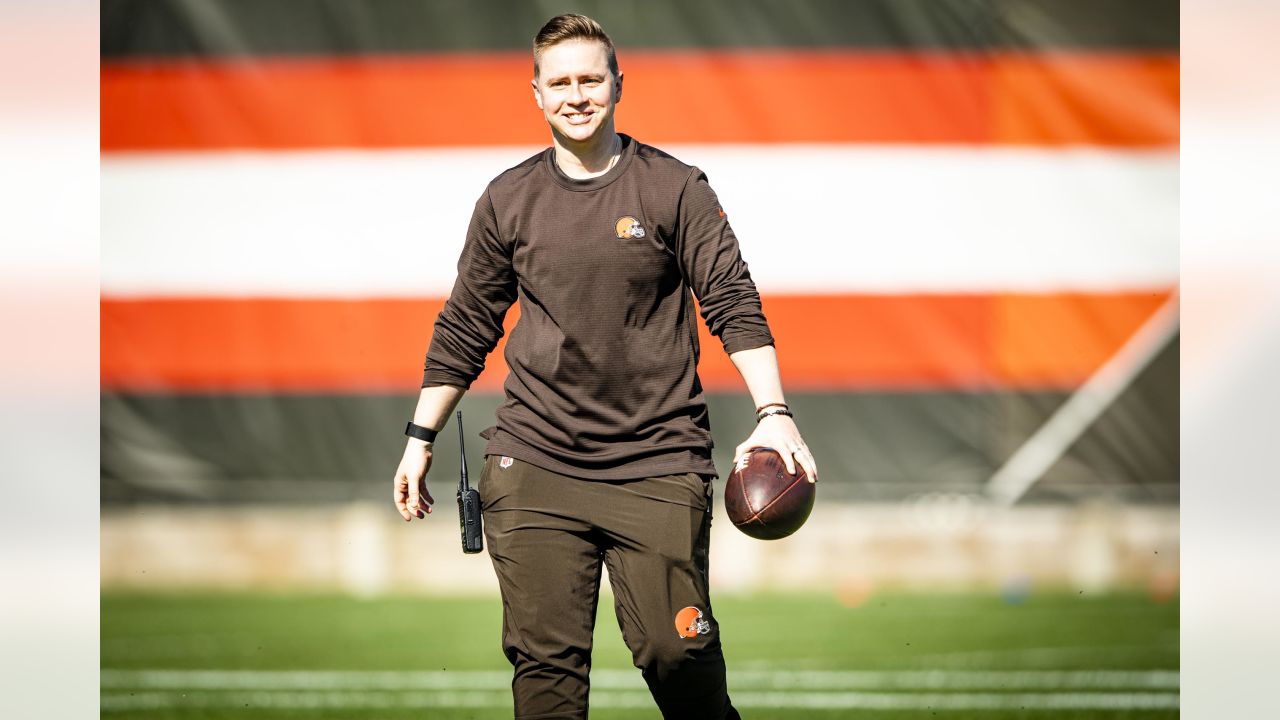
[394,440,436,521]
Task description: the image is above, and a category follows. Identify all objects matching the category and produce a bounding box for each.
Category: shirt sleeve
[675,168,775,354]
[422,188,517,388]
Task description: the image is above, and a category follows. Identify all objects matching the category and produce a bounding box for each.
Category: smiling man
[392,13,816,720]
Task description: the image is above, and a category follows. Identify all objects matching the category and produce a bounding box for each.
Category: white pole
[985,291,1181,506]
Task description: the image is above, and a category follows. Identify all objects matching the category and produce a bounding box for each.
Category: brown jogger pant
[479,455,742,720]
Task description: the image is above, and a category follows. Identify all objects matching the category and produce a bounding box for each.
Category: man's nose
[568,82,585,103]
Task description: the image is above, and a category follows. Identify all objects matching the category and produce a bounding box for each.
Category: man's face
[532,39,621,145]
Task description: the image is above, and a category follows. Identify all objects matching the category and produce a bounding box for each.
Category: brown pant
[480,455,741,720]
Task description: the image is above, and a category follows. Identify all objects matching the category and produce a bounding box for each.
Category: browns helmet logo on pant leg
[674,606,711,638]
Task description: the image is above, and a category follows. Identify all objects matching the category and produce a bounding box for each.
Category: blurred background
[99,1,1180,717]
[101,0,1178,592]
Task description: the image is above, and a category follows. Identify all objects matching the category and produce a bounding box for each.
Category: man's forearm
[727,345,786,409]
[411,384,468,440]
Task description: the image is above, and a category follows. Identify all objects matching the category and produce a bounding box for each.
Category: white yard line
[733,691,1180,710]
[908,645,1179,669]
[737,670,1180,690]
[100,668,1181,712]
[100,689,1180,712]
[102,668,1179,691]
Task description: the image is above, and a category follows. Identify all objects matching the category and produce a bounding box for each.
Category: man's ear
[615,72,623,103]
[532,78,543,110]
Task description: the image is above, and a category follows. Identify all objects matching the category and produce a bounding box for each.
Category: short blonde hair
[533,13,619,80]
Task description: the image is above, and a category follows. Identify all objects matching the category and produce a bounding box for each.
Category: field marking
[100,689,1179,712]
[102,668,1179,691]
[909,645,1180,669]
[100,668,1181,712]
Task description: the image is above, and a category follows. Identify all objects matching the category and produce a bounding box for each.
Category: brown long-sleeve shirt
[423,135,774,479]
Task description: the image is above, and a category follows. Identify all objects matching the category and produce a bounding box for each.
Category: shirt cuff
[422,366,476,390]
[721,333,775,355]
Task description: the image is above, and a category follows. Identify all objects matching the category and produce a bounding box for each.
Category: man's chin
[554,124,602,144]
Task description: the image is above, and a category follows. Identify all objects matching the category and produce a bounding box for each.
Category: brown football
[724,448,815,540]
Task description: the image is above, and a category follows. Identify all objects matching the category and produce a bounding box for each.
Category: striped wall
[100,0,1179,504]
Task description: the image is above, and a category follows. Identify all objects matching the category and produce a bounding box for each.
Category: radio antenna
[456,410,469,491]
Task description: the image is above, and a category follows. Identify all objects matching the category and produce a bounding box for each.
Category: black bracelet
[756,408,795,423]
[405,421,438,443]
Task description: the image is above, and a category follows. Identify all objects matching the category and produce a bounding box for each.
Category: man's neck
[553,131,621,179]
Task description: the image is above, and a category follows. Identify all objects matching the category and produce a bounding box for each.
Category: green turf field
[101,591,1178,719]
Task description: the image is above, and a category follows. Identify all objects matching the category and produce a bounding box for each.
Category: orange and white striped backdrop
[101,0,1178,503]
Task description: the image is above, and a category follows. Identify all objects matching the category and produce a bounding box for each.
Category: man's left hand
[733,414,818,483]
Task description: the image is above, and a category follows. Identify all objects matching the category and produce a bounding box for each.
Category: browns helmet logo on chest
[614,216,646,239]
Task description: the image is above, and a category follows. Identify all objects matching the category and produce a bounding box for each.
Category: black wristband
[755,408,795,423]
[405,421,438,443]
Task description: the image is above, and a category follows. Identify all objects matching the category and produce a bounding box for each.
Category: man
[392,14,817,719]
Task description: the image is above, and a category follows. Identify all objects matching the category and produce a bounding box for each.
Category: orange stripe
[100,291,1174,392]
[707,295,994,389]
[100,298,455,392]
[101,51,1177,150]
[992,54,1181,146]
[991,291,1173,386]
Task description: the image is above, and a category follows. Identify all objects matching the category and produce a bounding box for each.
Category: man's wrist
[755,407,795,423]
[405,421,439,444]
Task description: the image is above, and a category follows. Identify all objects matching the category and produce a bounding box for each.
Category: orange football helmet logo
[615,216,646,239]
[674,606,711,638]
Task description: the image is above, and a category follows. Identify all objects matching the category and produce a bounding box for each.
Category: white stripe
[100,668,1179,690]
[101,146,1177,296]
[99,689,1179,711]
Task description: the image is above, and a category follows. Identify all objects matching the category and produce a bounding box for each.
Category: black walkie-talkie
[456,410,484,554]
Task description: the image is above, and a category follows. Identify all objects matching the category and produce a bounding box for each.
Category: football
[724,448,815,540]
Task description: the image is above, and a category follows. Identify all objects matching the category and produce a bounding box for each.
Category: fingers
[785,443,816,483]
[393,473,412,521]
[734,441,764,465]
[734,427,816,481]
[395,471,428,521]
[796,447,818,484]
[407,479,424,520]
[414,479,434,516]
[774,442,816,483]
[779,447,797,475]
[394,448,434,522]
